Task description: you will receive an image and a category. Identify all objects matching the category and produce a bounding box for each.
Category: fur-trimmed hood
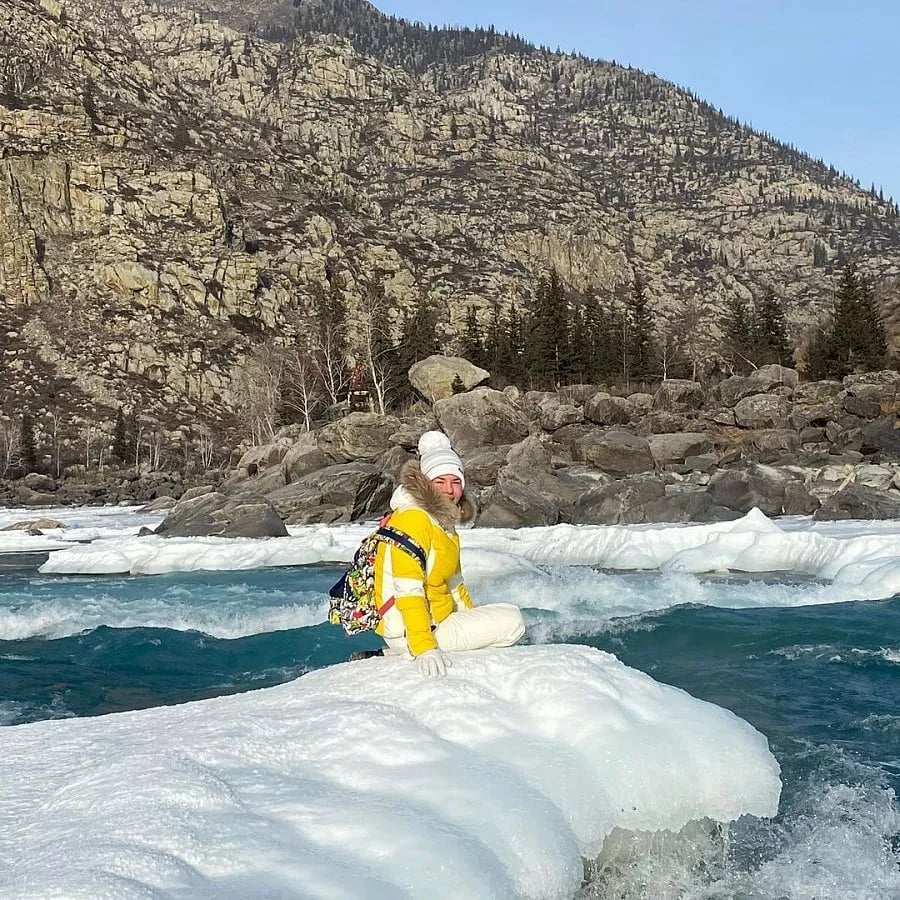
[391,460,477,531]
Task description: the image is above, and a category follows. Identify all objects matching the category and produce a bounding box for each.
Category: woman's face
[431,474,463,503]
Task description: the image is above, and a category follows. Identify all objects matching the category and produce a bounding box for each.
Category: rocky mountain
[3,0,900,451]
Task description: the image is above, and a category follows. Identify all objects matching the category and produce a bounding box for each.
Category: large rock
[746,429,801,461]
[316,413,401,462]
[236,437,295,474]
[733,394,792,429]
[717,365,799,407]
[584,392,632,425]
[814,483,900,520]
[504,435,553,476]
[460,445,512,486]
[573,430,654,476]
[746,364,799,392]
[478,479,560,527]
[860,415,900,455]
[539,400,584,432]
[648,433,714,466]
[408,355,490,402]
[266,463,393,524]
[572,475,665,524]
[637,490,719,524]
[156,492,288,538]
[434,388,530,453]
[653,379,704,411]
[706,466,818,516]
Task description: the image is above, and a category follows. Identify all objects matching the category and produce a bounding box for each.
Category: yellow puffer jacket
[374,461,476,656]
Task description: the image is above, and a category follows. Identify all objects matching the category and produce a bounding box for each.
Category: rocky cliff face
[2,0,900,444]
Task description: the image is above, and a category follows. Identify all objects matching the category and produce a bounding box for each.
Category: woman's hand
[416,649,451,677]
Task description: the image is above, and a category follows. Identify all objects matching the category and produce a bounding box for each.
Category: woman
[374,430,526,676]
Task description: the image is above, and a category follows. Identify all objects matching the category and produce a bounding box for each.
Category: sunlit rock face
[3,0,900,438]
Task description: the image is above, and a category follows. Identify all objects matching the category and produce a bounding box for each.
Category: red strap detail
[377,596,396,617]
[379,512,392,527]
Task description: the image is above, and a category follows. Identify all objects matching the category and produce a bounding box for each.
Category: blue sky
[374,1,900,203]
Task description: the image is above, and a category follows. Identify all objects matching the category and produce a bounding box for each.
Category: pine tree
[722,297,755,373]
[625,277,656,381]
[20,412,37,473]
[460,305,484,367]
[754,289,791,365]
[803,263,887,378]
[112,407,128,461]
[524,270,569,388]
[392,300,440,405]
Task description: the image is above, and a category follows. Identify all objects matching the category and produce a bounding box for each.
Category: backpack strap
[373,525,427,572]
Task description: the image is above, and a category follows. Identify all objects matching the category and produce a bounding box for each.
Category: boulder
[236,436,296,473]
[377,446,412,481]
[1,517,66,531]
[266,463,393,524]
[460,445,512,487]
[627,392,654,414]
[584,392,632,425]
[653,379,704,411]
[637,412,691,435]
[572,475,665,525]
[842,393,882,419]
[860,416,900,455]
[637,490,718,524]
[557,384,601,404]
[478,479,560,527]
[733,394,792,429]
[706,466,817,516]
[749,364,799,391]
[434,388,530,453]
[715,375,764,406]
[10,485,59,507]
[283,448,333,483]
[140,495,178,512]
[573,430,654,476]
[156,492,288,538]
[792,381,843,405]
[408,355,490,402]
[814,483,900,520]
[539,401,584,432]
[648,433,714,466]
[746,429,801,461]
[504,435,553,476]
[22,473,56,492]
[317,413,401,462]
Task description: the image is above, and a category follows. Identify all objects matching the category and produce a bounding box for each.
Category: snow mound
[0,645,780,900]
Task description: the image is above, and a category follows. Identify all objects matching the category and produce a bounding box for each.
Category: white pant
[383,603,525,657]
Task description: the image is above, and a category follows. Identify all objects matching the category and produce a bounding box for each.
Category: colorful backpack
[328,521,427,636]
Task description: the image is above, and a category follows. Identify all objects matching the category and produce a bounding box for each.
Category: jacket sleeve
[448,538,473,610]
[385,510,436,657]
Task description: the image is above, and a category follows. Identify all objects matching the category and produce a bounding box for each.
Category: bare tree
[654,330,681,381]
[83,424,95,469]
[356,286,394,414]
[311,327,349,407]
[145,428,163,471]
[48,412,62,477]
[0,419,18,477]
[196,429,216,470]
[233,340,284,444]
[280,344,325,431]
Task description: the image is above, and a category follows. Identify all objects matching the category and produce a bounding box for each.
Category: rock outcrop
[1,0,899,455]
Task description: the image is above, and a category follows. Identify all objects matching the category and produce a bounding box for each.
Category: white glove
[416,649,451,677]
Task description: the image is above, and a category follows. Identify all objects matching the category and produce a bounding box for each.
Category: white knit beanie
[418,430,465,488]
